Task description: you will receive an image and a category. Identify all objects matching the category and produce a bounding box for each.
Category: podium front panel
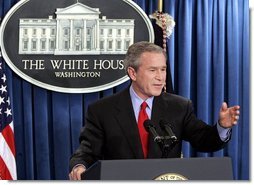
[82,157,233,180]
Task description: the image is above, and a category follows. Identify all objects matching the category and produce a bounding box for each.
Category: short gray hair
[124,41,167,74]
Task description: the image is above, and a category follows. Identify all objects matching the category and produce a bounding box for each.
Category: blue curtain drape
[0,0,249,180]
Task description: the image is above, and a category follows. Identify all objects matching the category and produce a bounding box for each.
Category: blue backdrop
[0,0,249,180]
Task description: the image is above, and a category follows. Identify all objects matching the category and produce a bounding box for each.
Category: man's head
[124,41,167,100]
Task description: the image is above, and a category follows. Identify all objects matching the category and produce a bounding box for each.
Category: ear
[127,67,137,81]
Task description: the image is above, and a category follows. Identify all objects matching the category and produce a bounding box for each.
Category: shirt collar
[129,85,154,109]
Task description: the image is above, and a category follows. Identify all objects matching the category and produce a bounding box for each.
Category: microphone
[159,120,178,142]
[143,120,163,143]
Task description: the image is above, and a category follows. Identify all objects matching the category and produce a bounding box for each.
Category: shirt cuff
[217,122,231,142]
[72,164,86,171]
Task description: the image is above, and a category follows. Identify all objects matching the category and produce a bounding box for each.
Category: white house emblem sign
[0,0,154,93]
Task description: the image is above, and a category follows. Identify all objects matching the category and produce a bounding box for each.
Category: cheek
[143,72,154,79]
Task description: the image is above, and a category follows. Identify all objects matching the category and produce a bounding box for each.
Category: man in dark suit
[69,41,240,180]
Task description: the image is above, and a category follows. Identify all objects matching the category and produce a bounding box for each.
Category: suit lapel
[114,89,144,158]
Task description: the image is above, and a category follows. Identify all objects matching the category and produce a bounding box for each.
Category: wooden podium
[81,157,233,180]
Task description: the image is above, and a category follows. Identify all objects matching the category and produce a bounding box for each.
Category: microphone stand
[161,136,178,158]
[143,119,178,158]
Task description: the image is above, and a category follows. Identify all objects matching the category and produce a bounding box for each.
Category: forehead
[139,52,167,66]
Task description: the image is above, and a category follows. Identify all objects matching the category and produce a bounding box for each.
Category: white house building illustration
[19,2,135,55]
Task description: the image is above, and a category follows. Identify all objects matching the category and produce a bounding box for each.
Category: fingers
[234,105,240,111]
[232,115,239,125]
[231,106,240,124]
[69,170,80,180]
[69,171,75,180]
[69,171,80,180]
[69,166,86,180]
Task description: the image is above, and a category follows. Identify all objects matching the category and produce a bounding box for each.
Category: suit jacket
[69,87,227,170]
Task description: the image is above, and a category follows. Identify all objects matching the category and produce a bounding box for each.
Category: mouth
[153,84,164,88]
